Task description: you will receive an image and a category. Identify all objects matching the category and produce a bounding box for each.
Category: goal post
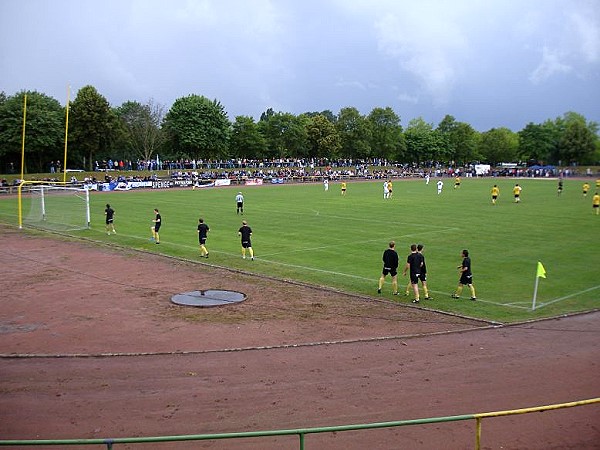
[18,181,90,231]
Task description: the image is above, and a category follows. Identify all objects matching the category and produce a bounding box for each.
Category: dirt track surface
[1,229,598,449]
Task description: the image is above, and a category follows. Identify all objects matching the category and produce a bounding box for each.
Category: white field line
[259,227,459,257]
[96,229,596,311]
[106,230,238,253]
[535,285,600,309]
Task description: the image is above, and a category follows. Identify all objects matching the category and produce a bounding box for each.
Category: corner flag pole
[532,261,546,311]
[20,94,27,180]
[63,85,70,183]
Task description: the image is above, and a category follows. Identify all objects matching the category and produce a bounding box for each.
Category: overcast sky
[1,0,599,131]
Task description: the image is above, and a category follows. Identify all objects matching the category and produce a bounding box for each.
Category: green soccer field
[1,177,598,322]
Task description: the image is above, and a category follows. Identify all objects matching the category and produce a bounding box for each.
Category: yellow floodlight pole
[18,94,28,229]
[20,94,27,180]
[63,85,70,183]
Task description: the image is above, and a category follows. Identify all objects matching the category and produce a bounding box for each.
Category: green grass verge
[1,177,598,323]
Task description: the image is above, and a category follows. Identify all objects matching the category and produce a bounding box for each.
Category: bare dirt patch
[0,228,598,449]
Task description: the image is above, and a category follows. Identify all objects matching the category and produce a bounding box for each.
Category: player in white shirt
[235,192,244,214]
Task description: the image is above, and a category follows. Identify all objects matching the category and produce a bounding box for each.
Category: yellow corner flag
[536,261,546,279]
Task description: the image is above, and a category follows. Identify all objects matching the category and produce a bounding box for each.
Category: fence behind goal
[17,181,90,231]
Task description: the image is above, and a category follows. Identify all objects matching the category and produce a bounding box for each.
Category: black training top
[407,252,424,274]
[382,248,399,269]
[198,223,209,239]
[420,254,427,274]
[239,225,252,242]
[462,257,472,276]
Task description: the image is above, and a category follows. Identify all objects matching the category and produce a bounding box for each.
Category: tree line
[0,86,598,174]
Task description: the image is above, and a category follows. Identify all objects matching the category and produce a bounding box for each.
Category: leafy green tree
[336,107,372,159]
[517,122,556,164]
[478,127,519,165]
[305,114,341,159]
[230,116,267,159]
[594,140,600,165]
[115,99,166,162]
[302,110,337,124]
[453,122,480,164]
[69,85,118,170]
[367,107,405,161]
[553,112,598,165]
[257,111,308,159]
[558,120,597,165]
[163,95,230,160]
[0,90,64,173]
[404,117,445,163]
[437,115,479,164]
[259,107,276,123]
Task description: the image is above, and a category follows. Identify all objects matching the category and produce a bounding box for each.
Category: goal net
[18,182,90,231]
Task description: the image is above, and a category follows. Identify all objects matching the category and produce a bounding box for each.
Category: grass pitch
[1,177,598,322]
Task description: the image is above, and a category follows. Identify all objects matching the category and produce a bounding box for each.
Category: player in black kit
[378,241,399,295]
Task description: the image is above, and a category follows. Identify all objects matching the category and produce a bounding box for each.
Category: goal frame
[17,180,91,230]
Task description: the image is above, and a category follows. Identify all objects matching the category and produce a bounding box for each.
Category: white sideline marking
[535,285,600,309]
[95,229,597,312]
[256,257,375,280]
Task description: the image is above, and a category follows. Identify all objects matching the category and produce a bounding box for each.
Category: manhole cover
[171,289,247,307]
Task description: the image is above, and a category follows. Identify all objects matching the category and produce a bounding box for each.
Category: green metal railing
[1,398,598,449]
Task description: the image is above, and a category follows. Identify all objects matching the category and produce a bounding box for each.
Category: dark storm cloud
[1,0,598,131]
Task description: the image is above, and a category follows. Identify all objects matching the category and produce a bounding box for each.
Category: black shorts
[106,219,113,225]
[492,195,498,200]
[199,237,207,245]
[154,223,161,232]
[460,273,473,285]
[382,267,397,277]
[418,273,427,282]
[410,273,420,284]
[241,240,252,248]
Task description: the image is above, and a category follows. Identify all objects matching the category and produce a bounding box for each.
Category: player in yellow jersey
[593,192,600,215]
[341,181,347,196]
[582,182,590,197]
[513,183,522,203]
[491,185,500,205]
[387,180,393,198]
[454,175,461,189]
